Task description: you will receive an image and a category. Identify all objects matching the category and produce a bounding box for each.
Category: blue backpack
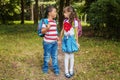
[38,18,48,37]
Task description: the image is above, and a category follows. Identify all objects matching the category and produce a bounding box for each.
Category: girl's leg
[64,53,70,74]
[70,53,74,73]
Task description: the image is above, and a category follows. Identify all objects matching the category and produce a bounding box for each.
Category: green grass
[13,20,34,24]
[75,37,120,80]
[0,24,120,80]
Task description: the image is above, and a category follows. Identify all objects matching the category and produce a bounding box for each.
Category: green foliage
[88,0,120,39]
[84,0,97,12]
[0,0,20,24]
[73,1,85,18]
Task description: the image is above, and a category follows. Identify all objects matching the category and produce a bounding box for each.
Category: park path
[44,48,75,80]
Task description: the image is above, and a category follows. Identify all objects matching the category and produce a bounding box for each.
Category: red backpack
[75,18,82,37]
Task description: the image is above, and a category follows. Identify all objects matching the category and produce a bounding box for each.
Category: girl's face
[49,8,57,18]
[63,10,71,18]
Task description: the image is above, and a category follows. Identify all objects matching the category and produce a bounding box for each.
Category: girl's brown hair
[63,6,78,25]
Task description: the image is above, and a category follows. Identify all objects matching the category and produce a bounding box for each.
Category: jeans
[42,41,60,73]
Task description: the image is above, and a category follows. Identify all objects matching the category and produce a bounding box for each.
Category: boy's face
[49,8,57,18]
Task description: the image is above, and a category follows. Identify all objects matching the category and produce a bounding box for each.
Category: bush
[88,0,120,39]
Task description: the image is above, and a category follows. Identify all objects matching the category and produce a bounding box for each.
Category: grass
[0,24,120,80]
[13,21,34,24]
[75,37,120,80]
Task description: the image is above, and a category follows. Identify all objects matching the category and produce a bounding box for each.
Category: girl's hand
[57,36,61,45]
[58,38,62,45]
[58,40,61,45]
[77,42,80,48]
[58,40,62,49]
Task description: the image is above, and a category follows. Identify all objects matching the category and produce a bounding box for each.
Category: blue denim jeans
[42,41,60,73]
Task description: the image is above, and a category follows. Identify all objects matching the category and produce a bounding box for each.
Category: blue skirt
[62,35,78,53]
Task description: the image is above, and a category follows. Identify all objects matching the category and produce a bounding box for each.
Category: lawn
[0,24,120,80]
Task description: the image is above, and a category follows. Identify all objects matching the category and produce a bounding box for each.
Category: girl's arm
[75,27,78,44]
[41,24,51,34]
[57,27,64,46]
[75,27,80,48]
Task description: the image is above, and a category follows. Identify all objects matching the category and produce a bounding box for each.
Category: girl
[60,6,79,78]
[41,6,60,75]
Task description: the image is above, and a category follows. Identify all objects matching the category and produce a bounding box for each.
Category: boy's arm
[59,27,64,41]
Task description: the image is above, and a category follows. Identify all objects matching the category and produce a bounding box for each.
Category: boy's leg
[51,41,60,74]
[42,41,51,73]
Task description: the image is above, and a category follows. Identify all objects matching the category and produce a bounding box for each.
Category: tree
[80,0,96,13]
[65,0,71,6]
[88,0,120,39]
[0,0,20,24]
[58,0,71,30]
[34,0,38,24]
[58,0,64,29]
[21,0,24,24]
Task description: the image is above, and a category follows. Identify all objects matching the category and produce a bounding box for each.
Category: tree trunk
[85,0,96,12]
[21,0,24,24]
[40,5,44,19]
[1,15,6,24]
[34,0,38,24]
[58,0,64,30]
[31,4,34,21]
[65,0,71,6]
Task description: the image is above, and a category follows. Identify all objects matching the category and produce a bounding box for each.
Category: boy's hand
[57,36,59,41]
[46,24,51,30]
[57,38,61,45]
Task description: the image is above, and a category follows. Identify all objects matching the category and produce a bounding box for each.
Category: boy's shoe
[65,73,71,78]
[42,70,48,74]
[70,71,74,77]
[54,71,60,76]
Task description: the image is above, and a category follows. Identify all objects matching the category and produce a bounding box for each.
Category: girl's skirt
[62,35,78,53]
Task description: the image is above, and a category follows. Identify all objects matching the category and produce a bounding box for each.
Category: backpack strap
[43,19,49,25]
[72,19,77,39]
[74,18,82,37]
[64,18,68,23]
[38,18,48,37]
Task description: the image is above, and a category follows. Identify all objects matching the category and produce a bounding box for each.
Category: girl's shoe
[65,73,71,78]
[70,71,74,77]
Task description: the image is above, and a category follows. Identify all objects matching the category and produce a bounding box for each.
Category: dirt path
[44,48,75,80]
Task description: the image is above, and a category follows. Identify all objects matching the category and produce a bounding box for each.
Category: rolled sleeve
[42,24,46,28]
[74,20,78,28]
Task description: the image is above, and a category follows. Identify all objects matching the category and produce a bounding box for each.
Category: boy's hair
[63,6,78,24]
[44,6,55,18]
